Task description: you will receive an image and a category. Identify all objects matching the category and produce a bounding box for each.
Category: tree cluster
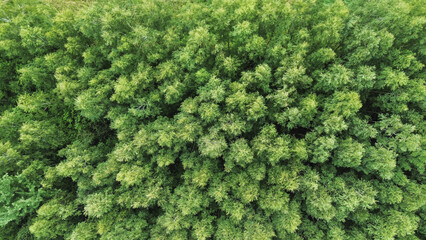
[0,0,425,239]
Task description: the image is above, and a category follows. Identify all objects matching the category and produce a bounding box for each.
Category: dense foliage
[0,0,425,239]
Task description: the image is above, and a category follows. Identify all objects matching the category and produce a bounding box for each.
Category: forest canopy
[0,0,425,239]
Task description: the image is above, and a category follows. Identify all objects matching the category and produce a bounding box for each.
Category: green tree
[0,0,424,239]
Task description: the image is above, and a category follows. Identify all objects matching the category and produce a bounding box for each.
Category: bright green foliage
[0,174,44,227]
[333,138,364,167]
[0,0,425,239]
